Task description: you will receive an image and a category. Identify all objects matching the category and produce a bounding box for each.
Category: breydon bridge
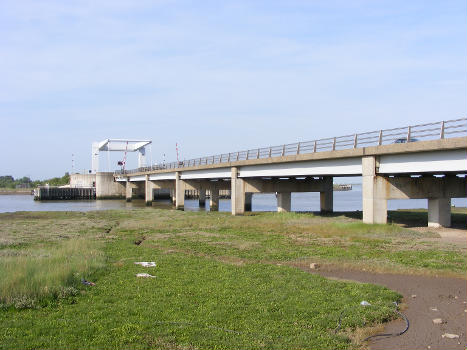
[96,118,467,228]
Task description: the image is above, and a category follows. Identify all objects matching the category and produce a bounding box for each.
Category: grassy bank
[0,208,465,349]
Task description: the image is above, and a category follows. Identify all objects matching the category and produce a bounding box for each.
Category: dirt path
[296,264,467,350]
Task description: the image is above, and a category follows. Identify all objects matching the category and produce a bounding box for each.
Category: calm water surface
[1,186,465,213]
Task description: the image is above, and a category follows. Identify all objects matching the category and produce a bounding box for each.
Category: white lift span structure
[91,139,151,174]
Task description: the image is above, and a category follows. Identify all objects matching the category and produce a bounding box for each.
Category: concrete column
[231,167,245,215]
[244,192,253,211]
[277,192,291,212]
[170,189,176,205]
[199,189,206,207]
[210,188,219,211]
[175,171,185,210]
[145,176,153,206]
[125,180,133,202]
[428,198,451,228]
[96,172,125,199]
[362,156,387,224]
[320,177,333,213]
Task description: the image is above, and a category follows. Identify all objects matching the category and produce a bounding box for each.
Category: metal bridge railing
[117,117,466,175]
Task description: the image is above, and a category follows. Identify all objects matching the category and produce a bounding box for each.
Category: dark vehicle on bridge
[394,138,419,143]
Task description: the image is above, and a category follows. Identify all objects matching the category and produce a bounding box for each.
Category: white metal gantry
[91,139,151,173]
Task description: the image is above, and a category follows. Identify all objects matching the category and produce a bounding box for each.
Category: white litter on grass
[134,262,157,267]
[136,273,156,278]
[441,333,459,339]
[360,301,371,306]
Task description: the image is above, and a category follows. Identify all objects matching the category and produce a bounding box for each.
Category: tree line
[0,173,70,189]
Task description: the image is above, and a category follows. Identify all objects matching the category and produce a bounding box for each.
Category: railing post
[332,137,336,151]
[281,145,285,156]
[212,155,215,164]
[236,152,239,161]
[407,126,411,143]
[313,140,317,152]
[440,121,445,139]
[246,150,249,160]
[296,143,301,155]
[268,147,272,158]
[228,153,231,162]
[256,148,260,159]
[378,130,383,146]
[353,134,358,148]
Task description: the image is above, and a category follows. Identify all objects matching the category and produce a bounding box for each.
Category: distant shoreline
[0,189,33,195]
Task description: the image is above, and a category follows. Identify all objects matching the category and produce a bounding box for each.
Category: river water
[1,185,465,213]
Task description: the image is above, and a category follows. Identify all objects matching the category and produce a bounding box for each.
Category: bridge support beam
[231,167,245,215]
[277,192,291,212]
[320,177,333,213]
[175,172,185,210]
[362,156,388,224]
[145,176,154,206]
[428,198,451,228]
[199,189,206,207]
[210,189,219,211]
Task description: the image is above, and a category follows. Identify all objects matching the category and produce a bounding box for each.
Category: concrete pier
[175,172,185,210]
[428,198,451,228]
[277,192,291,212]
[362,156,388,224]
[199,189,206,207]
[145,176,154,206]
[210,188,219,211]
[320,177,333,213]
[231,167,245,215]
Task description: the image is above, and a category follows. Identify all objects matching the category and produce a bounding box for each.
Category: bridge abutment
[96,172,125,199]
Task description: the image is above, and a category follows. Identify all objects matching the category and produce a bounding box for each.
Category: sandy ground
[296,228,467,350]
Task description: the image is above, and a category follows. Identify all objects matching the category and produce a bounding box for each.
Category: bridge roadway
[99,136,467,228]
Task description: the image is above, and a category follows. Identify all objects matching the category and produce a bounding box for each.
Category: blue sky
[1,0,466,179]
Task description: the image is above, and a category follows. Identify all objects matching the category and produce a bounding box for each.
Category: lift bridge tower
[91,139,152,173]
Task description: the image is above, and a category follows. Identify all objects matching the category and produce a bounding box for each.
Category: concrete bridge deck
[98,119,467,227]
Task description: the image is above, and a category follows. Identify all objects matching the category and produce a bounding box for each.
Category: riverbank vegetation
[0,208,465,349]
[0,173,70,189]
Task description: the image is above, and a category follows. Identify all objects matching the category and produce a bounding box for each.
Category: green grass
[0,208,465,349]
[0,238,105,308]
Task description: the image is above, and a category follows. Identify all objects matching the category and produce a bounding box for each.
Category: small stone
[411,294,417,298]
[430,307,438,311]
[464,309,467,313]
[432,318,443,324]
[441,333,459,339]
[454,296,458,299]
[427,346,431,349]
[309,263,320,270]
